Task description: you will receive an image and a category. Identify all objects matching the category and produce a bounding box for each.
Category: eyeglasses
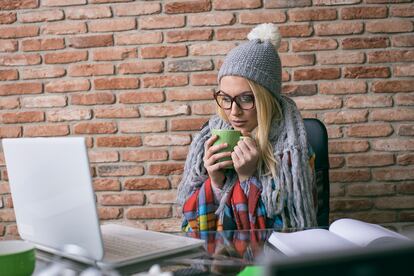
[214,90,255,110]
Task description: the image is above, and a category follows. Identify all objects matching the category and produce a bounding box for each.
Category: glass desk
[33,229,283,276]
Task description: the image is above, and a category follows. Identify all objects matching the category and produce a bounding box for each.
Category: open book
[268,218,411,256]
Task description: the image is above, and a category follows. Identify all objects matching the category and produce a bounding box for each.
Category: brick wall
[0,0,413,238]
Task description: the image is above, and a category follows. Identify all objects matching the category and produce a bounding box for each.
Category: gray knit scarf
[177,95,317,229]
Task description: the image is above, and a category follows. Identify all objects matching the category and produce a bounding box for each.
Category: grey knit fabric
[218,39,282,98]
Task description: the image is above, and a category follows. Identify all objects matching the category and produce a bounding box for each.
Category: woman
[177,23,318,232]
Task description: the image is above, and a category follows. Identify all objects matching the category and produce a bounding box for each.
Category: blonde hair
[217,80,282,179]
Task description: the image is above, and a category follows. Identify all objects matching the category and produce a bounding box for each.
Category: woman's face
[218,76,258,133]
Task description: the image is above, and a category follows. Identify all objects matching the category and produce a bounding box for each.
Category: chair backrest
[303,118,330,227]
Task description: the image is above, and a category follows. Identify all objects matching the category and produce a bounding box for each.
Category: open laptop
[2,137,204,268]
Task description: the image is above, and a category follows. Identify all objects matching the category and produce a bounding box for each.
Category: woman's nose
[230,102,242,116]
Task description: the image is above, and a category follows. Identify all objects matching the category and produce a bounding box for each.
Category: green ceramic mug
[0,240,36,276]
[211,129,244,168]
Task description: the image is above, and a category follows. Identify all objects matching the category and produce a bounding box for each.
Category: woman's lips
[231,120,247,127]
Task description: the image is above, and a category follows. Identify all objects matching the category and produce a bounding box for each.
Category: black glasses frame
[213,90,256,110]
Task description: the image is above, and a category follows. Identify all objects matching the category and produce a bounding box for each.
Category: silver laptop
[2,137,203,268]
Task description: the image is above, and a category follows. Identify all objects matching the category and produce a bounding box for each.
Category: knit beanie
[218,23,282,98]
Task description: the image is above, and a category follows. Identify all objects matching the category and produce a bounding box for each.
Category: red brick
[119,120,166,133]
[292,38,337,52]
[43,0,86,6]
[126,206,171,219]
[118,61,163,74]
[114,2,161,16]
[282,84,317,97]
[391,4,414,17]
[167,59,213,72]
[46,109,91,122]
[345,66,390,78]
[141,45,187,59]
[289,8,336,22]
[277,24,313,38]
[341,7,387,20]
[280,54,315,67]
[396,183,414,195]
[24,125,69,137]
[41,22,86,35]
[93,179,121,191]
[239,11,286,24]
[21,67,65,79]
[0,210,16,222]
[139,15,184,29]
[45,79,90,93]
[214,0,261,9]
[171,117,209,131]
[368,50,414,63]
[348,183,395,197]
[392,35,414,47]
[44,51,88,64]
[329,156,345,169]
[68,34,113,48]
[191,102,216,115]
[88,18,136,32]
[317,52,365,65]
[265,0,311,8]
[141,104,189,117]
[0,126,22,138]
[366,20,413,34]
[74,122,117,134]
[94,107,139,118]
[98,207,123,220]
[395,94,414,106]
[319,80,367,95]
[121,149,168,162]
[0,97,19,109]
[347,154,394,167]
[170,146,189,160]
[191,73,217,86]
[94,77,139,90]
[329,140,369,154]
[93,47,137,61]
[372,139,414,151]
[0,25,38,38]
[342,37,389,50]
[374,169,414,182]
[399,124,414,136]
[0,12,17,24]
[147,191,176,204]
[124,178,170,190]
[0,53,41,66]
[315,22,363,36]
[166,88,213,101]
[0,0,38,9]
[293,96,342,110]
[148,163,184,175]
[88,151,119,163]
[143,75,187,88]
[330,199,373,212]
[189,43,234,56]
[100,193,144,206]
[394,64,414,77]
[397,154,414,165]
[19,9,64,22]
[372,80,414,93]
[98,165,144,177]
[0,82,42,96]
[71,92,115,105]
[345,95,392,109]
[324,110,368,124]
[116,32,162,45]
[167,29,213,42]
[96,136,142,147]
[89,0,134,3]
[68,64,114,77]
[119,91,165,104]
[144,134,191,146]
[293,68,340,81]
[147,219,182,232]
[22,95,66,108]
[188,13,234,27]
[165,0,211,14]
[327,126,343,139]
[313,0,362,5]
[0,40,18,52]
[1,111,44,124]
[0,69,18,81]
[330,169,371,183]
[66,6,112,19]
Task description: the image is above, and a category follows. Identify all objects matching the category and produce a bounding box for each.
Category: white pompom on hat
[218,23,282,98]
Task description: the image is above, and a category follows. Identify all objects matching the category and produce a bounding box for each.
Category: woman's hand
[232,134,259,182]
[203,135,233,189]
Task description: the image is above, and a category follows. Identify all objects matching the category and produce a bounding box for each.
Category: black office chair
[303,118,330,227]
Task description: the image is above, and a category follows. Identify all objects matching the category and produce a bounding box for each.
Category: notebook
[2,137,204,268]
